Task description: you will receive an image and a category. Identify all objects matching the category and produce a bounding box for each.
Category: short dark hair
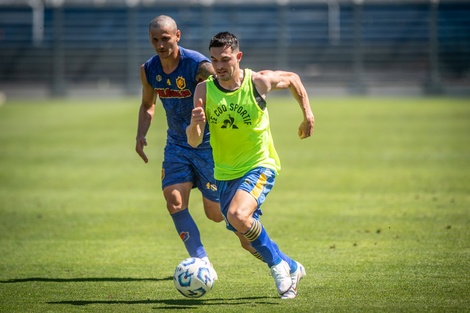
[209,32,239,51]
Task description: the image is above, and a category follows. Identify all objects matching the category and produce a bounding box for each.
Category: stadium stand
[0,0,469,96]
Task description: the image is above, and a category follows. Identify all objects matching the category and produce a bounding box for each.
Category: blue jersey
[144,47,211,149]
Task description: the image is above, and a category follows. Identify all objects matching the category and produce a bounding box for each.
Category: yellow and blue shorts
[216,167,276,231]
[161,143,218,202]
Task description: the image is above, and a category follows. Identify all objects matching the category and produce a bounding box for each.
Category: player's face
[210,46,241,82]
[149,26,180,59]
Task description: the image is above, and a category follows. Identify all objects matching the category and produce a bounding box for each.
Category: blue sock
[171,208,207,259]
[244,219,281,267]
[271,240,297,273]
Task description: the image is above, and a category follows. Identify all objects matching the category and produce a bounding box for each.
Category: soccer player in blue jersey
[187,32,315,298]
[135,16,253,274]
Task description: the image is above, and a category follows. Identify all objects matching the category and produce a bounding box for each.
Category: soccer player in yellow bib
[186,32,315,299]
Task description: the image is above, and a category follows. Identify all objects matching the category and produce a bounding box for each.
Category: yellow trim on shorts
[250,172,267,200]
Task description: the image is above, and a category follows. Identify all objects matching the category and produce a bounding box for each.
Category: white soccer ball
[173,257,214,298]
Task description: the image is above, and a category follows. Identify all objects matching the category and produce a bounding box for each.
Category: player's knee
[165,198,184,214]
[167,204,184,214]
[163,185,191,213]
[227,210,250,233]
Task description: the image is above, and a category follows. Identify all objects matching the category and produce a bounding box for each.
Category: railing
[0,0,469,96]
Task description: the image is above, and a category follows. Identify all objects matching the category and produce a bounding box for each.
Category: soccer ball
[173,257,214,298]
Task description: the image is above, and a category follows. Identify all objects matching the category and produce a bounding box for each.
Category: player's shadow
[2,276,279,308]
[47,296,279,308]
[0,276,173,283]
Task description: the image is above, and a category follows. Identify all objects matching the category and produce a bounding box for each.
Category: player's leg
[164,182,207,259]
[188,146,221,223]
[202,193,259,256]
[219,167,292,295]
[202,196,223,223]
[224,167,280,264]
[235,167,301,271]
[165,183,218,280]
[228,188,292,295]
[269,239,306,299]
[227,188,282,266]
[234,230,260,257]
[162,145,209,259]
[191,147,258,256]
[270,240,297,274]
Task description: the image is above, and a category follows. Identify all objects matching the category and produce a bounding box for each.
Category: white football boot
[270,260,293,295]
[280,261,306,299]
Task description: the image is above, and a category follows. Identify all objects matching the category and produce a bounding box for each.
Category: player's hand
[191,98,206,125]
[135,136,149,163]
[298,115,315,139]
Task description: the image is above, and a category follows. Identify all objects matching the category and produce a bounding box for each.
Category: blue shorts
[161,143,218,202]
[216,167,276,231]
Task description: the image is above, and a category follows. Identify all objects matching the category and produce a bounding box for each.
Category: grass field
[0,96,469,312]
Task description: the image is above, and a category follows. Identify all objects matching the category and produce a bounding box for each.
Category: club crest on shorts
[205,182,217,191]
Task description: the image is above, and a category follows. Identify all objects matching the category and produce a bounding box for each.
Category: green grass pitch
[0,96,469,312]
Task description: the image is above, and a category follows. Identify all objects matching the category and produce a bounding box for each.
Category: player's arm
[254,70,315,139]
[186,82,207,148]
[196,61,216,82]
[136,64,156,163]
